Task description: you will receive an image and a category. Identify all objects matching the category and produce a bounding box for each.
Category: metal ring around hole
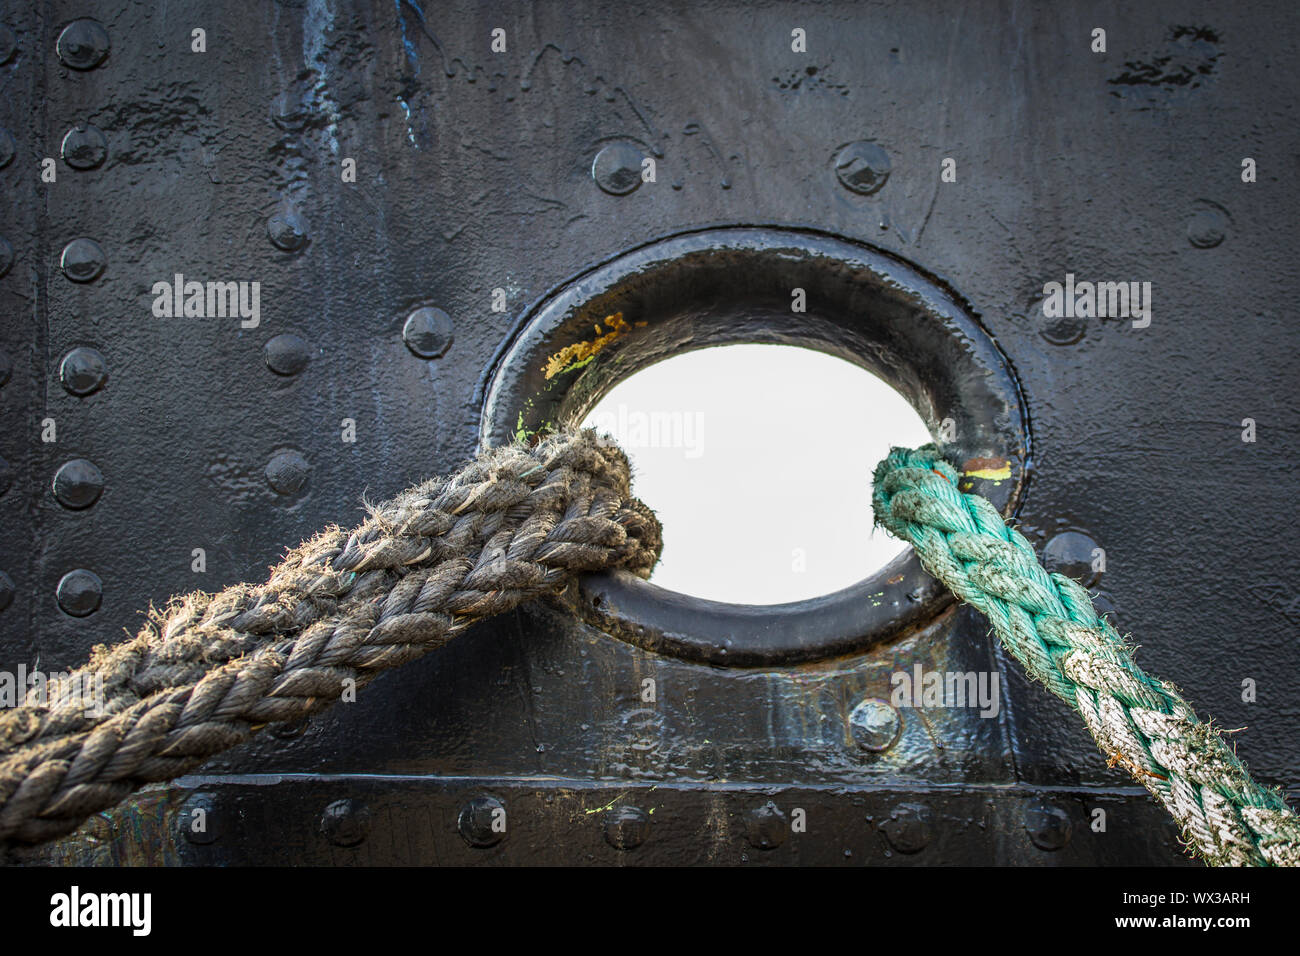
[480,225,1031,666]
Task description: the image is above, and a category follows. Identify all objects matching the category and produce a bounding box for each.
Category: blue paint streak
[396,0,422,74]
[395,0,421,146]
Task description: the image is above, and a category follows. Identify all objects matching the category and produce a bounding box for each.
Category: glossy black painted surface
[1,1,1296,865]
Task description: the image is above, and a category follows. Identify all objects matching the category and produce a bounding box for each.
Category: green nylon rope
[872,445,1300,867]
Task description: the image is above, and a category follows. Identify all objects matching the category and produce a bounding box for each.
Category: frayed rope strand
[0,430,661,846]
[872,444,1300,867]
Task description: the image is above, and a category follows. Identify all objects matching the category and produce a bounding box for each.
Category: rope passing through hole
[0,430,1296,865]
[872,445,1300,867]
[0,429,660,846]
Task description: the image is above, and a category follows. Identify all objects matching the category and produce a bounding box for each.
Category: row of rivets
[169,792,1076,854]
[0,14,9,622]
[46,21,112,619]
[0,243,8,620]
[587,127,1229,395]
[591,138,893,197]
[593,131,1235,256]
[0,344,112,610]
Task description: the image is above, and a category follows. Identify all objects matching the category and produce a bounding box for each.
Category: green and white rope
[872,445,1300,867]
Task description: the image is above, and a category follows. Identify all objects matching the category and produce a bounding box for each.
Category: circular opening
[480,226,1029,665]
[580,344,932,605]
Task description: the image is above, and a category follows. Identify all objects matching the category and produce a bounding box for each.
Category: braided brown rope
[0,429,661,845]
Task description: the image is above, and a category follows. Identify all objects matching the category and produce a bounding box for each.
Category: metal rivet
[401,306,454,359]
[320,798,370,847]
[0,236,13,278]
[1091,590,1120,623]
[881,803,931,854]
[60,238,107,283]
[60,124,108,170]
[834,141,892,195]
[270,93,308,132]
[592,143,645,196]
[176,792,219,845]
[619,707,668,760]
[56,19,110,71]
[52,458,104,510]
[263,333,311,376]
[267,208,309,252]
[1043,530,1102,587]
[458,795,506,848]
[848,697,902,752]
[265,449,309,495]
[0,571,13,613]
[744,801,788,850]
[1039,316,1086,346]
[1034,290,1086,346]
[1025,801,1073,851]
[59,346,108,396]
[56,568,102,617]
[604,805,650,850]
[1187,200,1229,249]
[0,128,15,170]
[0,24,16,66]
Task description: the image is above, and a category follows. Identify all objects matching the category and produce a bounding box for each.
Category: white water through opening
[579,344,934,605]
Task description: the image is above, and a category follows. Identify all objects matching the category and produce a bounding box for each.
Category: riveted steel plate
[1,0,1298,866]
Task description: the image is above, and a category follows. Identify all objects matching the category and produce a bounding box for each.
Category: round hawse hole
[580,344,933,606]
